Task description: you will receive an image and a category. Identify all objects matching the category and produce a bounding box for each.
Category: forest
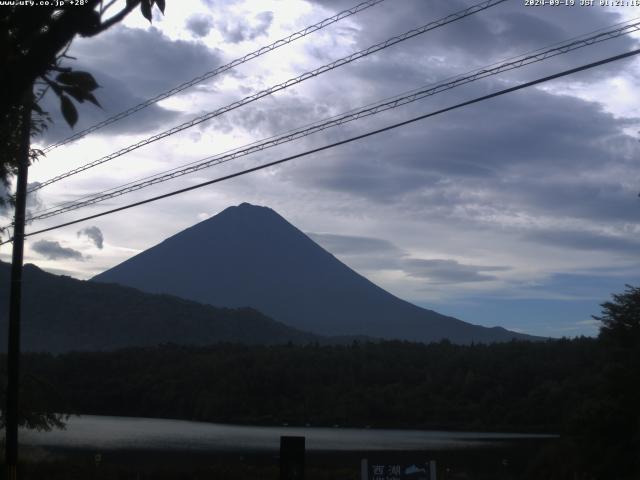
[1,285,639,479]
[16,338,599,432]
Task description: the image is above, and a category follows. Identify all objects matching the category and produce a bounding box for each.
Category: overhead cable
[25,18,640,222]
[30,0,508,193]
[42,0,389,153]
[32,16,640,218]
[5,47,637,245]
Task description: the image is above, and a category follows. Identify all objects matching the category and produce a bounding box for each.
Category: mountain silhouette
[0,260,321,352]
[94,203,536,343]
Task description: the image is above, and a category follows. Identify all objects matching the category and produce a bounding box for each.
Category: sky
[2,0,640,337]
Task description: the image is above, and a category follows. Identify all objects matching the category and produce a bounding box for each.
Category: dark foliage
[0,355,69,431]
[589,286,640,477]
[9,339,600,433]
[3,334,635,478]
[0,0,165,201]
[0,281,637,478]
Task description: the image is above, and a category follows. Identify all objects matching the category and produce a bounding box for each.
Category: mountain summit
[93,203,533,343]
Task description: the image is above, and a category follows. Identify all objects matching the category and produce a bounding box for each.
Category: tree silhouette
[590,285,640,478]
[0,0,166,431]
[0,0,166,203]
[595,284,640,347]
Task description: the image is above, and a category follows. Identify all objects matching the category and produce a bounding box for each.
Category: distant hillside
[0,261,320,353]
[94,203,537,343]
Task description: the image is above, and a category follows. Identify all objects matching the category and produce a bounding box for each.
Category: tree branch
[0,0,155,120]
[100,0,119,16]
[85,0,141,36]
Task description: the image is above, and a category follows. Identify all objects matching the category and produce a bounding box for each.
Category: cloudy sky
[2,0,640,337]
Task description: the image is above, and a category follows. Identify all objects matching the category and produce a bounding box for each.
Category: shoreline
[12,440,556,480]
[19,414,558,454]
[35,412,561,435]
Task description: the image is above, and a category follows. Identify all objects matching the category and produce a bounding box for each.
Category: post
[360,458,368,480]
[279,436,305,480]
[5,98,31,480]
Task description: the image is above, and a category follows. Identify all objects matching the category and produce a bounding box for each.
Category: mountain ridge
[0,260,331,352]
[93,203,537,343]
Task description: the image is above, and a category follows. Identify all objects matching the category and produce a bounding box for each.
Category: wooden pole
[5,97,31,480]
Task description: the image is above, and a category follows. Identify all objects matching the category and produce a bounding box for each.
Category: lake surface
[20,415,556,452]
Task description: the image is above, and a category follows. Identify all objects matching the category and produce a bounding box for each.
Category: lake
[20,415,556,453]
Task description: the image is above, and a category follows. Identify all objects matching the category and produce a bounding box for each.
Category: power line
[29,0,508,194]
[31,15,640,218]
[25,18,640,222]
[6,47,637,245]
[42,0,388,153]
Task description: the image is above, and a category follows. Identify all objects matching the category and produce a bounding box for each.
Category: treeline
[1,333,638,478]
[2,284,639,478]
[13,339,601,432]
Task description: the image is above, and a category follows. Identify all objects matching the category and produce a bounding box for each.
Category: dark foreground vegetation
[16,339,600,432]
[4,445,554,480]
[1,286,639,479]
[1,335,637,479]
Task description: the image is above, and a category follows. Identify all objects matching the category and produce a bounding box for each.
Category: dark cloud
[307,232,402,255]
[221,95,333,138]
[36,71,182,145]
[218,0,640,233]
[308,232,510,284]
[186,15,214,38]
[310,0,634,50]
[281,81,640,231]
[78,226,104,249]
[36,25,224,144]
[402,258,507,284]
[524,229,640,254]
[69,26,223,95]
[215,11,273,44]
[31,239,84,261]
[494,11,566,47]
[307,0,638,85]
[509,177,640,224]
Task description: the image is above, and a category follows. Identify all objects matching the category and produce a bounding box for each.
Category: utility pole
[5,96,32,480]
